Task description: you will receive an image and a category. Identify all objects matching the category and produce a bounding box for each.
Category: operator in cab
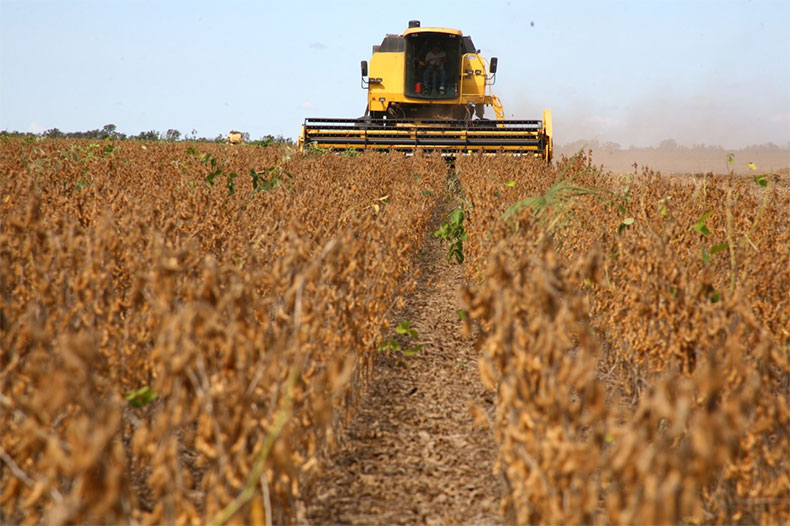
[422,45,447,95]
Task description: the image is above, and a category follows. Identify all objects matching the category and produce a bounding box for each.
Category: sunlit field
[2,137,787,525]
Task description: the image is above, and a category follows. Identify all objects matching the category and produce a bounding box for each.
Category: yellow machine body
[366,27,497,116]
[299,22,553,160]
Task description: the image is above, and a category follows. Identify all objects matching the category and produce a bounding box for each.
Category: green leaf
[395,321,412,335]
[710,242,729,254]
[696,224,711,236]
[618,217,635,233]
[434,207,466,263]
[404,344,423,356]
[504,180,516,187]
[126,386,157,408]
[395,320,418,338]
[226,172,238,195]
[754,174,768,187]
[456,309,468,320]
[701,245,712,265]
[698,211,714,222]
[206,169,222,185]
[450,241,464,263]
[378,340,400,352]
[693,211,714,236]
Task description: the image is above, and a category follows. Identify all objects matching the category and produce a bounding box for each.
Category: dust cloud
[555,141,789,176]
[506,78,790,174]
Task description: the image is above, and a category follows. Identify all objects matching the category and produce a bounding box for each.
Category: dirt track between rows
[307,200,504,525]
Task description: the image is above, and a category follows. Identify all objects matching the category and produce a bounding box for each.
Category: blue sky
[1,0,788,148]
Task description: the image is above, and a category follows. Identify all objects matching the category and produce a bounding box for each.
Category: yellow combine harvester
[299,20,553,160]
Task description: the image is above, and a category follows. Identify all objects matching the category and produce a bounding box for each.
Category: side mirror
[489,57,498,74]
[361,60,368,77]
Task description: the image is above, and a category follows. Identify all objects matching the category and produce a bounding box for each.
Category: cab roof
[402,27,463,37]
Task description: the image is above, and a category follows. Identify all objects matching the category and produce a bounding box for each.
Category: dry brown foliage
[458,152,789,525]
[0,138,446,524]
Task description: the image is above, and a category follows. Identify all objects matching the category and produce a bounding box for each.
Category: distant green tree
[72,128,102,139]
[165,129,181,141]
[134,130,160,141]
[255,134,295,146]
[101,124,125,140]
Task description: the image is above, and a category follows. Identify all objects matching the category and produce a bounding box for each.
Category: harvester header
[299,20,553,160]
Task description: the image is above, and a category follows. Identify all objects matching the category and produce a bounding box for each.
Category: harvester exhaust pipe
[408,20,420,28]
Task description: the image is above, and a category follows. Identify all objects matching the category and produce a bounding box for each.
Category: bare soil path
[307,200,504,525]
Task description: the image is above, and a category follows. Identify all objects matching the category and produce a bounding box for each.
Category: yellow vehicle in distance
[300,20,552,160]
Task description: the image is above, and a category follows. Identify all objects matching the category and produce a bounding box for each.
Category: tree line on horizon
[0,124,295,145]
[2,125,785,153]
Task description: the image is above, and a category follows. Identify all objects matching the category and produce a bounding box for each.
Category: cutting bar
[300,118,549,156]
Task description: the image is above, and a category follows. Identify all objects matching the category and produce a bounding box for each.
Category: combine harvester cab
[299,20,553,160]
